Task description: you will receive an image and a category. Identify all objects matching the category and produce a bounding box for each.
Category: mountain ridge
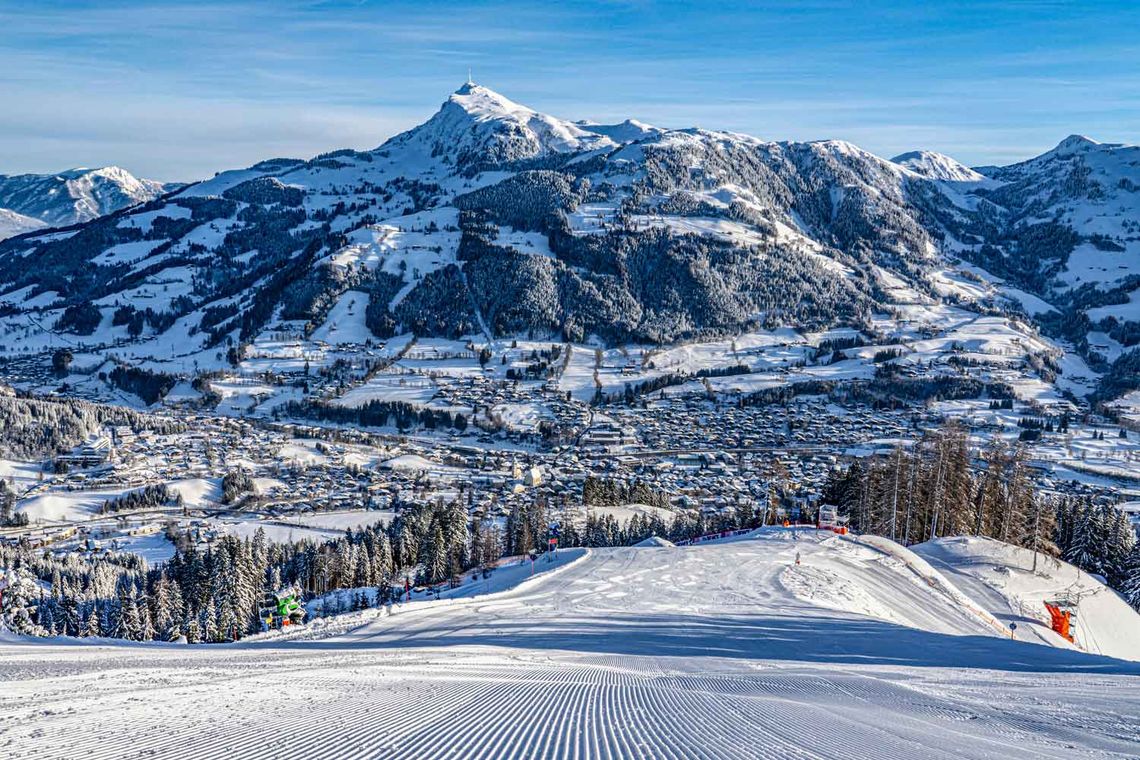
[0,166,175,237]
[0,83,1136,409]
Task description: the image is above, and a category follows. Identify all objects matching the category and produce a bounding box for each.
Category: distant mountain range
[0,166,174,239]
[0,83,1137,404]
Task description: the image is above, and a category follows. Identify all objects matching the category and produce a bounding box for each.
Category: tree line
[823,421,1140,610]
[2,489,774,642]
[582,476,671,510]
[101,484,181,515]
[0,393,182,459]
[3,497,482,642]
[281,399,469,434]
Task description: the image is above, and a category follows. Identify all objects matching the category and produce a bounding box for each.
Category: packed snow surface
[1,529,1138,759]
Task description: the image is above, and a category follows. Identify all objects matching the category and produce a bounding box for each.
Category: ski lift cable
[1082,621,1104,656]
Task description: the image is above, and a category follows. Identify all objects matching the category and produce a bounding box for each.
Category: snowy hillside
[971,136,1140,295]
[575,117,663,142]
[892,150,988,182]
[0,208,46,241]
[0,166,172,228]
[963,136,1140,381]
[915,536,1140,662]
[2,528,1138,759]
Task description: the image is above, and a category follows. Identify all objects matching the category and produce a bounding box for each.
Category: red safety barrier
[672,524,851,546]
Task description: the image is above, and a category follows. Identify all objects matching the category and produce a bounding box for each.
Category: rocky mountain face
[0,166,173,236]
[0,84,1136,403]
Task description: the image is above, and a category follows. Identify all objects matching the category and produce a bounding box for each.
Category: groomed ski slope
[2,528,1138,760]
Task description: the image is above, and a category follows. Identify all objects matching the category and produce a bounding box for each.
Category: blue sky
[2,0,1138,181]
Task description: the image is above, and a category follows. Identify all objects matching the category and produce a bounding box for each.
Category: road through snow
[2,529,1138,759]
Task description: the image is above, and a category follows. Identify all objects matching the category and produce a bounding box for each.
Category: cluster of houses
[9,344,1140,563]
[609,396,918,454]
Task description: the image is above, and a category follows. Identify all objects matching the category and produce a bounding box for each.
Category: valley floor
[2,531,1138,759]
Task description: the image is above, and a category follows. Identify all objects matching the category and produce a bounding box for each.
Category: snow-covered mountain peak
[69,165,165,200]
[810,138,872,156]
[805,140,911,177]
[381,82,617,168]
[80,165,145,183]
[1050,134,1101,156]
[54,166,156,190]
[448,82,531,120]
[891,150,986,182]
[0,165,171,228]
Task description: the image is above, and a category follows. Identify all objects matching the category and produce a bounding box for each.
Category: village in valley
[4,301,1139,587]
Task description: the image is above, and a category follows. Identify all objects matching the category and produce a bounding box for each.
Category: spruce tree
[0,569,47,636]
[469,519,485,569]
[376,534,393,590]
[425,523,448,585]
[203,605,219,644]
[138,598,156,642]
[185,615,201,644]
[1121,546,1140,611]
[1063,502,1096,573]
[85,607,102,638]
[123,596,143,641]
[153,577,174,640]
[1105,507,1138,588]
[446,499,470,569]
[58,595,80,637]
[398,521,417,567]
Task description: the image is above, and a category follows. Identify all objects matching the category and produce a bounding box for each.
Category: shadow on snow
[278,610,1140,675]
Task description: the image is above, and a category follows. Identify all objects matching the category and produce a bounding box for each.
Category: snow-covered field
[2,529,1138,759]
[283,509,396,531]
[16,487,132,523]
